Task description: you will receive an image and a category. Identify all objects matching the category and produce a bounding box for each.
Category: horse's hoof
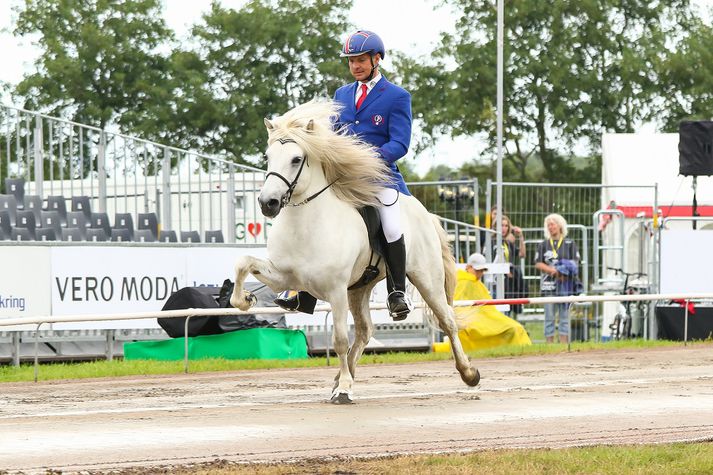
[232,291,257,311]
[462,368,480,387]
[330,390,353,404]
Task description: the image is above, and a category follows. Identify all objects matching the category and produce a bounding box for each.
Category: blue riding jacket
[333,76,412,196]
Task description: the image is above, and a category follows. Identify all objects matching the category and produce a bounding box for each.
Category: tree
[658,16,713,130]
[12,0,174,131]
[177,0,353,164]
[396,0,697,182]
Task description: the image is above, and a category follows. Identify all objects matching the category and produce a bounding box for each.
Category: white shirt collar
[359,71,382,93]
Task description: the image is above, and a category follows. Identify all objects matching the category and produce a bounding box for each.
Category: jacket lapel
[357,77,389,114]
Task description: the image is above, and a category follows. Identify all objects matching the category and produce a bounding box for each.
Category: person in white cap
[465,252,489,281]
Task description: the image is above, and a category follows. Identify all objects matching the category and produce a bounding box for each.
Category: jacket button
[355,120,360,124]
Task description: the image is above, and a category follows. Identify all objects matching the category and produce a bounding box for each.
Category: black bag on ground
[157,287,223,338]
[217,280,287,332]
[158,280,287,338]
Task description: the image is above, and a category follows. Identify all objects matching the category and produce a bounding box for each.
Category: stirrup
[387,290,413,321]
[274,290,300,311]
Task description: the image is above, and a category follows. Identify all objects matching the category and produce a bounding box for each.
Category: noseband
[263,138,336,209]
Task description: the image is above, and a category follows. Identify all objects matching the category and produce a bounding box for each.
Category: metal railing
[1,105,267,243]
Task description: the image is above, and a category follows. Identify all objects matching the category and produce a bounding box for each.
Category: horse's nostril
[268,198,280,209]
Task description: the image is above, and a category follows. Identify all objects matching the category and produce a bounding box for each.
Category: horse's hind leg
[410,273,480,387]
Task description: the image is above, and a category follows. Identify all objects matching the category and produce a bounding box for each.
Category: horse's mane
[266,99,394,208]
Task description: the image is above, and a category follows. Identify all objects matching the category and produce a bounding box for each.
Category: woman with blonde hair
[534,213,580,343]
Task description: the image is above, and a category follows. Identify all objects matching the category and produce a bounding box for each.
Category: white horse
[230,100,480,403]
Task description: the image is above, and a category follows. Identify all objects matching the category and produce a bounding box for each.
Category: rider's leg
[274,290,318,314]
[378,187,411,321]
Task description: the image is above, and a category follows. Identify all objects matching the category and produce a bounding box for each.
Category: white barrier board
[660,230,713,294]
[0,245,269,330]
[0,247,52,321]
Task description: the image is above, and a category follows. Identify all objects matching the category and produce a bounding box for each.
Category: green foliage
[396,0,697,183]
[658,16,713,130]
[12,0,174,130]
[172,0,353,164]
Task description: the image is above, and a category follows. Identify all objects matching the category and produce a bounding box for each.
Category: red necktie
[356,83,368,110]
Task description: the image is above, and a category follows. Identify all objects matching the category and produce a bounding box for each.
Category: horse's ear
[264,118,274,131]
[306,119,314,132]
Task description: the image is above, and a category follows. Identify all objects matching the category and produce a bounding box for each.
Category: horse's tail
[432,214,457,306]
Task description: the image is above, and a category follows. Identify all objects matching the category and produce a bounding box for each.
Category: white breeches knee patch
[377,188,402,243]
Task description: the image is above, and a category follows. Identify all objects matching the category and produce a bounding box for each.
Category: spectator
[534,213,581,343]
[493,215,527,317]
[433,253,531,353]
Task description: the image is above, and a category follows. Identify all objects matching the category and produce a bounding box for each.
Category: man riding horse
[275,30,413,321]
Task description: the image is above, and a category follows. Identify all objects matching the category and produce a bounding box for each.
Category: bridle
[263,138,336,210]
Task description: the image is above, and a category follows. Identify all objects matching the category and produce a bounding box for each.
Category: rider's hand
[512,226,522,237]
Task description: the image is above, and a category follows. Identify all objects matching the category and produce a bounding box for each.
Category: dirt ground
[1,345,712,474]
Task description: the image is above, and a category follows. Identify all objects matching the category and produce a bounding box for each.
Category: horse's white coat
[230,101,479,402]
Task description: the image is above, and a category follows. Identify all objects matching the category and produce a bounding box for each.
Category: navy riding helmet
[340,30,385,59]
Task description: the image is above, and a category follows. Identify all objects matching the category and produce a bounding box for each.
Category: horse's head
[258,118,317,218]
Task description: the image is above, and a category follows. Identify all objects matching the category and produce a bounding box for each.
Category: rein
[264,137,336,209]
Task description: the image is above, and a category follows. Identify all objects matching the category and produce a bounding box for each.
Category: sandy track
[1,346,712,473]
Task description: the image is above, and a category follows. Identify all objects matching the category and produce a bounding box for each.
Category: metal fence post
[33,115,44,196]
[227,167,236,243]
[98,131,107,212]
[162,146,172,231]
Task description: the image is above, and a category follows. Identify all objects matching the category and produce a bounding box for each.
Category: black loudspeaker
[679,121,713,176]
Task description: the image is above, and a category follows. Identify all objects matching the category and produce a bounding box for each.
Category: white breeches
[377,188,402,243]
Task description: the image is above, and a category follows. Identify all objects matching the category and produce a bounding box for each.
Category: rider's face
[348,53,379,82]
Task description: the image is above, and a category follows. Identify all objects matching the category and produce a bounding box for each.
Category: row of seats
[0,192,225,243]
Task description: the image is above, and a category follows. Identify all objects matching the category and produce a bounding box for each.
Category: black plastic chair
[23,195,43,222]
[89,212,112,236]
[110,228,132,242]
[0,210,11,239]
[66,211,88,230]
[71,195,92,220]
[85,228,108,242]
[11,227,33,241]
[40,210,63,236]
[15,210,37,240]
[61,228,84,242]
[0,195,18,225]
[205,230,225,243]
[113,213,135,240]
[137,212,159,239]
[35,228,57,241]
[158,230,177,243]
[4,178,24,205]
[134,228,156,243]
[180,230,201,243]
[45,196,68,224]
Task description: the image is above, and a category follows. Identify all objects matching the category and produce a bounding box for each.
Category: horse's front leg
[329,290,354,404]
[229,255,291,311]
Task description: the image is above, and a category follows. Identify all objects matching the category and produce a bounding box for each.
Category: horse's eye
[292,156,302,165]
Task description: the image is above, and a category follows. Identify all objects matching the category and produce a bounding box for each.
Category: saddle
[348,206,387,290]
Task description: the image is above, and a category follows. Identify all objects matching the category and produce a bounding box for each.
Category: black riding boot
[274,290,318,314]
[384,235,411,321]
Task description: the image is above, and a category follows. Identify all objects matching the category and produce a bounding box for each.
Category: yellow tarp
[434,269,531,352]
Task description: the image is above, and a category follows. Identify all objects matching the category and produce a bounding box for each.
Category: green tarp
[123,328,308,361]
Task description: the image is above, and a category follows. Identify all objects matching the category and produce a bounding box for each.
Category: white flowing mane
[266,99,393,208]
